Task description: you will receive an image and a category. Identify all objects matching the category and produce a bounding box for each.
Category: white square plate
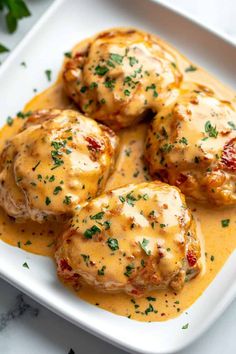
[0,0,236,353]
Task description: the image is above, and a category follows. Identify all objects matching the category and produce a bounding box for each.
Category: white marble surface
[0,1,236,353]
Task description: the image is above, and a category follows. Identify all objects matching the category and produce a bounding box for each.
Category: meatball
[63,28,182,130]
[145,83,236,205]
[55,181,201,297]
[0,109,118,223]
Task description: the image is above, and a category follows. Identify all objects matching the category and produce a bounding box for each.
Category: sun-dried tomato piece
[85,136,102,152]
[74,52,83,59]
[187,250,197,267]
[221,138,236,171]
[60,259,72,272]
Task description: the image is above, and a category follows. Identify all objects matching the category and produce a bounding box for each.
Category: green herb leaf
[139,238,151,255]
[84,225,101,239]
[221,219,230,227]
[97,265,106,276]
[45,197,51,206]
[146,296,156,301]
[228,121,236,130]
[110,53,123,64]
[182,323,189,329]
[0,43,9,54]
[45,69,52,81]
[53,186,62,195]
[63,195,72,205]
[205,121,218,138]
[24,240,32,246]
[22,261,29,269]
[6,116,13,126]
[95,65,109,76]
[124,263,135,277]
[107,237,119,251]
[64,51,72,58]
[90,212,105,220]
[2,0,31,34]
[185,65,197,72]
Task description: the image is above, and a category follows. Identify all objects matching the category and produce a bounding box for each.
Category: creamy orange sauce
[0,32,236,322]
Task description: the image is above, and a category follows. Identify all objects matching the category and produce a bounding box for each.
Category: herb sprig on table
[0,0,31,53]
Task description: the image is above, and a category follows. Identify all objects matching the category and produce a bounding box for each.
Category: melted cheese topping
[0,110,118,222]
[0,28,236,322]
[56,181,200,296]
[63,28,182,129]
[145,83,236,204]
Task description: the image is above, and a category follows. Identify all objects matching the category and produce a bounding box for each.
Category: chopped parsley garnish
[145,83,158,97]
[6,116,13,126]
[53,186,62,195]
[221,219,230,227]
[146,296,156,301]
[228,121,236,130]
[81,254,90,266]
[119,196,125,203]
[103,221,111,230]
[107,237,119,251]
[109,53,123,64]
[126,192,138,206]
[17,111,32,119]
[205,121,218,138]
[90,82,98,89]
[185,65,197,72]
[63,195,72,205]
[24,240,32,246]
[124,263,135,277]
[104,78,116,89]
[124,89,130,96]
[45,69,52,81]
[145,303,157,315]
[51,140,66,150]
[90,212,105,220]
[182,323,189,329]
[84,225,101,239]
[179,137,188,145]
[45,197,51,206]
[64,51,72,58]
[129,56,138,67]
[49,175,55,182]
[210,255,215,262]
[95,65,109,76]
[139,238,151,255]
[0,43,9,53]
[160,143,173,153]
[22,262,29,269]
[124,148,131,156]
[80,86,87,93]
[97,265,106,276]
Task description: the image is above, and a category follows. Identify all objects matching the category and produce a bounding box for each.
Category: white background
[0,1,236,353]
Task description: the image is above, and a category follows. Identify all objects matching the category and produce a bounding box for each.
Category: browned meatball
[0,109,118,223]
[145,83,236,205]
[55,181,201,297]
[63,28,182,130]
